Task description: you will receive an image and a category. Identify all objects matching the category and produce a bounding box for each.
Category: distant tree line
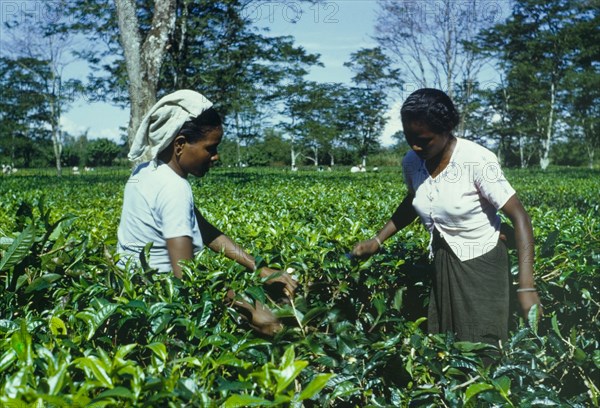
[0,0,598,173]
[61,133,123,167]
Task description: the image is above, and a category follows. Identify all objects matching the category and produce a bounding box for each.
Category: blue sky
[62,1,405,145]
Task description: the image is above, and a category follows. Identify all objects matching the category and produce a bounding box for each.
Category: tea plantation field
[0,167,598,406]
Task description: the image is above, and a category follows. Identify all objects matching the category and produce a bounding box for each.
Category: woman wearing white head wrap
[117,90,297,336]
[128,89,214,163]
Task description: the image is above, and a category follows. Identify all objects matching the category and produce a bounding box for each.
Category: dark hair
[400,88,460,133]
[179,107,222,142]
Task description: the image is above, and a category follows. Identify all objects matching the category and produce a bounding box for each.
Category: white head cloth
[128,89,213,163]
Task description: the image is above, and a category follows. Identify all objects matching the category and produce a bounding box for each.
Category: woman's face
[178,125,223,178]
[403,120,451,161]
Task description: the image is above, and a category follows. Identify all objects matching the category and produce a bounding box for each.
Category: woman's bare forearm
[194,206,256,270]
[209,234,256,270]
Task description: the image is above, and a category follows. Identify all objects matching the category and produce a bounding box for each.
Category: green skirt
[428,229,510,344]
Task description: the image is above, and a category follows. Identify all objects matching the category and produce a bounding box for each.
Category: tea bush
[0,167,598,406]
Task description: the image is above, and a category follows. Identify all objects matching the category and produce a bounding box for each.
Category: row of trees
[376,0,599,169]
[0,0,598,173]
[477,0,600,169]
[62,134,122,167]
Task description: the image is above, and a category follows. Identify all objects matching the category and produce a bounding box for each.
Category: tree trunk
[235,112,242,166]
[519,133,526,169]
[290,146,301,171]
[51,126,63,177]
[289,116,299,170]
[50,68,62,177]
[585,118,596,169]
[540,80,555,170]
[173,0,189,89]
[114,0,177,149]
[496,136,503,166]
[361,129,370,168]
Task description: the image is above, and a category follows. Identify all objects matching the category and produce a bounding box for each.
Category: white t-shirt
[117,161,203,272]
[402,138,515,261]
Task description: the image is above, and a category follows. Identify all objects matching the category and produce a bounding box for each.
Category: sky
[2,1,514,147]
[60,1,403,146]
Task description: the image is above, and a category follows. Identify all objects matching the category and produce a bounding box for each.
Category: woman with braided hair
[352,88,541,344]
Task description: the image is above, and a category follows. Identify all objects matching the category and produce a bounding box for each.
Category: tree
[563,72,600,169]
[278,80,345,169]
[278,80,308,170]
[0,58,51,167]
[114,0,176,151]
[242,129,291,167]
[300,83,344,167]
[53,0,176,148]
[61,0,320,157]
[62,132,90,167]
[375,0,500,138]
[476,0,593,169]
[375,2,495,91]
[1,1,82,175]
[343,47,401,166]
[87,138,121,166]
[158,0,320,166]
[560,2,600,169]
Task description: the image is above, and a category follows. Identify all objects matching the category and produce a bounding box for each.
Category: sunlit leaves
[0,167,598,405]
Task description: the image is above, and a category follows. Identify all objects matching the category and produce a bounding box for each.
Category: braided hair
[400,88,460,133]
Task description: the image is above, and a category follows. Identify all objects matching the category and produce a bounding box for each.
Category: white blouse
[117,162,204,272]
[402,138,515,261]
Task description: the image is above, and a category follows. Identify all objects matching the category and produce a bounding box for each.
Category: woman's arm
[193,206,297,336]
[501,195,542,318]
[195,207,297,296]
[166,236,193,279]
[352,193,418,258]
[165,234,283,336]
[164,209,237,279]
[194,207,254,265]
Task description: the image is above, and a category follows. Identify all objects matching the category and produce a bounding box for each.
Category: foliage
[86,138,121,167]
[58,0,321,148]
[1,0,84,176]
[0,57,52,167]
[374,0,496,132]
[474,0,599,169]
[342,47,401,166]
[3,1,598,171]
[0,167,598,405]
[278,81,349,167]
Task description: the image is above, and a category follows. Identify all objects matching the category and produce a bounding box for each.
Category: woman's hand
[351,238,380,259]
[518,290,543,321]
[259,267,298,298]
[248,301,283,336]
[259,266,298,298]
[231,295,282,336]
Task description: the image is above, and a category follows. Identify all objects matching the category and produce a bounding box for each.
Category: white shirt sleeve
[155,178,198,240]
[474,151,516,210]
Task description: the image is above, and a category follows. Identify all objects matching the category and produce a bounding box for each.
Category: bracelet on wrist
[373,236,382,247]
[516,288,537,293]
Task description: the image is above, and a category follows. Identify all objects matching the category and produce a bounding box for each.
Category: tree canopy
[1,0,598,169]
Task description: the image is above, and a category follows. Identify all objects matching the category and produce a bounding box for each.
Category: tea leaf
[0,223,35,271]
[465,382,494,402]
[298,373,333,400]
[223,394,274,407]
